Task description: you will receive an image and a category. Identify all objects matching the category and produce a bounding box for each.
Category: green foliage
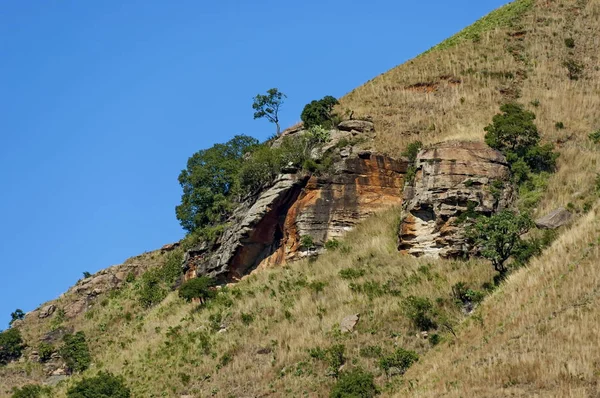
[563,59,584,80]
[401,141,423,163]
[38,342,54,362]
[176,134,259,233]
[0,328,24,365]
[517,172,550,211]
[252,88,286,135]
[11,385,51,398]
[325,239,341,250]
[60,331,91,373]
[240,312,254,325]
[300,235,316,249]
[403,141,423,185]
[82,271,92,278]
[484,103,539,156]
[9,309,24,326]
[466,210,533,275]
[339,268,366,280]
[301,96,339,129]
[330,369,379,398]
[451,282,485,306]
[378,348,419,375]
[309,344,346,377]
[66,372,130,398]
[359,345,383,359]
[138,251,183,308]
[589,129,600,144]
[554,121,565,130]
[425,0,533,53]
[564,37,575,48]
[485,103,557,177]
[512,229,557,267]
[403,296,437,331]
[179,276,216,304]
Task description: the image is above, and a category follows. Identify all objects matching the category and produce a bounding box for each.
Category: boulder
[340,314,360,333]
[535,207,572,229]
[38,304,56,319]
[337,120,375,133]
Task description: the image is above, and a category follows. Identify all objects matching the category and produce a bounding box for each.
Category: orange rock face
[184,153,408,282]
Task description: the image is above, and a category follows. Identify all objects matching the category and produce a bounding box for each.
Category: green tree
[484,103,540,157]
[252,88,286,135]
[9,309,25,326]
[301,96,339,129]
[0,328,24,365]
[60,331,91,373]
[176,135,259,232]
[484,103,557,174]
[467,210,533,276]
[66,372,130,398]
[178,276,216,305]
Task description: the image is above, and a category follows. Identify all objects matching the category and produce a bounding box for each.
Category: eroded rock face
[184,152,408,281]
[398,141,512,258]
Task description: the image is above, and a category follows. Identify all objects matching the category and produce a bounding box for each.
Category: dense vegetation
[66,372,130,398]
[0,328,23,366]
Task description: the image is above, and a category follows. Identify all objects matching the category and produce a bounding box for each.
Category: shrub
[523,143,558,173]
[240,312,254,325]
[301,96,339,129]
[66,371,130,398]
[401,141,423,163]
[300,235,316,249]
[330,369,379,398]
[554,121,565,130]
[563,59,584,80]
[310,344,346,376]
[564,37,575,48]
[589,130,600,144]
[0,328,24,365]
[359,345,382,358]
[378,348,419,376]
[339,268,366,280]
[451,282,485,306]
[137,251,183,308]
[60,331,91,373]
[11,384,50,398]
[403,296,437,330]
[38,342,54,362]
[178,276,216,305]
[325,239,341,250]
[82,271,92,278]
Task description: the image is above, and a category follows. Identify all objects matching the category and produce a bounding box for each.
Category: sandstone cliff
[183,121,409,282]
[398,141,512,258]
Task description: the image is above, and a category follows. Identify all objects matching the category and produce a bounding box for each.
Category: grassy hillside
[3,0,600,396]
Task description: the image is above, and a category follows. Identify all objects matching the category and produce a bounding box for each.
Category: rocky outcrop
[398,141,512,258]
[535,207,572,229]
[184,151,408,282]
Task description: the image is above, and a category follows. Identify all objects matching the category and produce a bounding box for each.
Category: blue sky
[0,0,508,328]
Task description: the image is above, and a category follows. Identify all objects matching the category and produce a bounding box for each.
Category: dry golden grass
[3,209,497,397]
[398,202,600,398]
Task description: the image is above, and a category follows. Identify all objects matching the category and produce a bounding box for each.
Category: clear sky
[0,0,508,328]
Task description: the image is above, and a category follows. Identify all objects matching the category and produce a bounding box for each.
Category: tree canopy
[301,95,339,129]
[176,135,259,233]
[467,210,533,275]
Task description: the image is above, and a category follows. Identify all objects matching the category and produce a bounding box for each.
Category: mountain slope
[3,0,600,397]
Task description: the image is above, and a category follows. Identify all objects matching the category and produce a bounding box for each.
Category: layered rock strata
[398,141,512,258]
[184,151,408,282]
